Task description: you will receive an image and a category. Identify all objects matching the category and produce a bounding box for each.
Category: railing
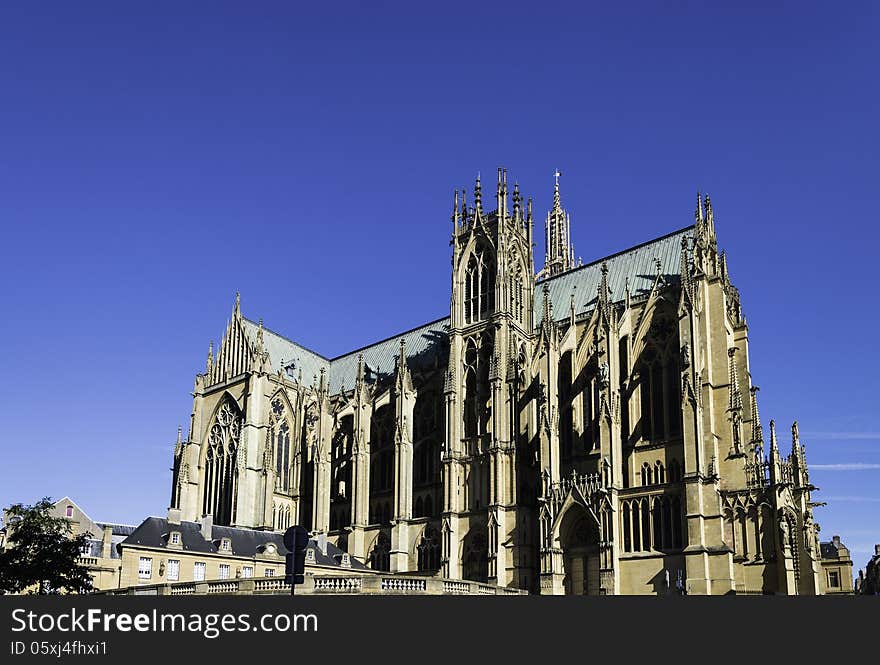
[253,578,290,593]
[170,583,195,595]
[105,575,527,596]
[206,581,238,594]
[78,557,99,566]
[745,459,770,488]
[777,461,794,485]
[314,576,362,592]
[380,577,426,592]
[443,580,471,595]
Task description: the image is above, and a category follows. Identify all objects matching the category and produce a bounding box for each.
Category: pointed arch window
[464,247,495,324]
[270,398,292,493]
[417,526,440,572]
[637,314,681,443]
[202,395,242,526]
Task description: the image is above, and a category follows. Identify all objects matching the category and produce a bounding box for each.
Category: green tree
[0,497,94,594]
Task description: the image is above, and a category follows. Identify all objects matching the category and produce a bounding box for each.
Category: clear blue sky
[1,2,877,573]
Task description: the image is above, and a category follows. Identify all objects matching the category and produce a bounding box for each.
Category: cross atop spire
[539,169,575,279]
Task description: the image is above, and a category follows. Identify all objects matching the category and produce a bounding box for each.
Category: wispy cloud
[825,496,880,503]
[810,463,880,471]
[802,432,880,440]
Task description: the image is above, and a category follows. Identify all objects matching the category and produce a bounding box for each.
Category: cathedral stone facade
[169,169,826,595]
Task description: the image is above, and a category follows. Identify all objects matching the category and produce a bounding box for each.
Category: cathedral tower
[443,168,536,586]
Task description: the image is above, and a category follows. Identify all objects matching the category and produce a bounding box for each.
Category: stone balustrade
[104,573,528,596]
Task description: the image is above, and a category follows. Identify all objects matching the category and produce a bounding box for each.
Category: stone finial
[474,172,482,211]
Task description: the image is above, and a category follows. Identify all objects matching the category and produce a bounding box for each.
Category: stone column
[348,394,372,561]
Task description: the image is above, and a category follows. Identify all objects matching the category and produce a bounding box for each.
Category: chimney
[200,514,213,541]
[832,535,841,548]
[101,525,113,559]
[875,544,880,556]
[167,507,181,525]
[316,532,328,556]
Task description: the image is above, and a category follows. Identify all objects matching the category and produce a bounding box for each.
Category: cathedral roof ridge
[536,224,696,287]
[241,316,331,361]
[328,315,450,362]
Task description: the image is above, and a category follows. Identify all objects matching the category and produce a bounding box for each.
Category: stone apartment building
[819,535,854,594]
[166,169,829,595]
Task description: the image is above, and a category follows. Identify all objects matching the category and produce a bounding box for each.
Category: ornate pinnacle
[750,386,763,444]
[542,282,552,322]
[728,348,742,412]
[234,291,241,317]
[397,338,408,383]
[599,262,610,311]
[355,353,364,385]
[452,189,459,231]
[474,173,482,211]
[552,169,562,210]
[695,191,703,224]
[513,182,521,220]
[206,340,214,374]
[769,419,779,453]
[791,420,800,453]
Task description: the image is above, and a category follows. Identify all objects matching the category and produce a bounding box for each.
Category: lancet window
[202,395,242,526]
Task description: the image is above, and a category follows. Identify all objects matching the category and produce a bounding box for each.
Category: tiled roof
[120,517,369,569]
[96,523,137,537]
[241,226,693,396]
[241,318,330,383]
[328,317,450,393]
[537,226,692,318]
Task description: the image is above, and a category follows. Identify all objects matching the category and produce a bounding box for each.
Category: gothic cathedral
[169,169,825,595]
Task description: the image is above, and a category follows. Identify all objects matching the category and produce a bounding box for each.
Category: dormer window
[220,538,231,552]
[264,543,276,555]
[170,532,180,545]
[306,548,316,564]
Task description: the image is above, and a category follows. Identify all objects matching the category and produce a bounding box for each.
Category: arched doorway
[559,506,600,596]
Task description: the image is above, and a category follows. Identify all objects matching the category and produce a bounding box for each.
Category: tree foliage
[0,497,94,594]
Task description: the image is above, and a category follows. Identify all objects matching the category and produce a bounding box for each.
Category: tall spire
[539,169,575,278]
[452,189,459,233]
